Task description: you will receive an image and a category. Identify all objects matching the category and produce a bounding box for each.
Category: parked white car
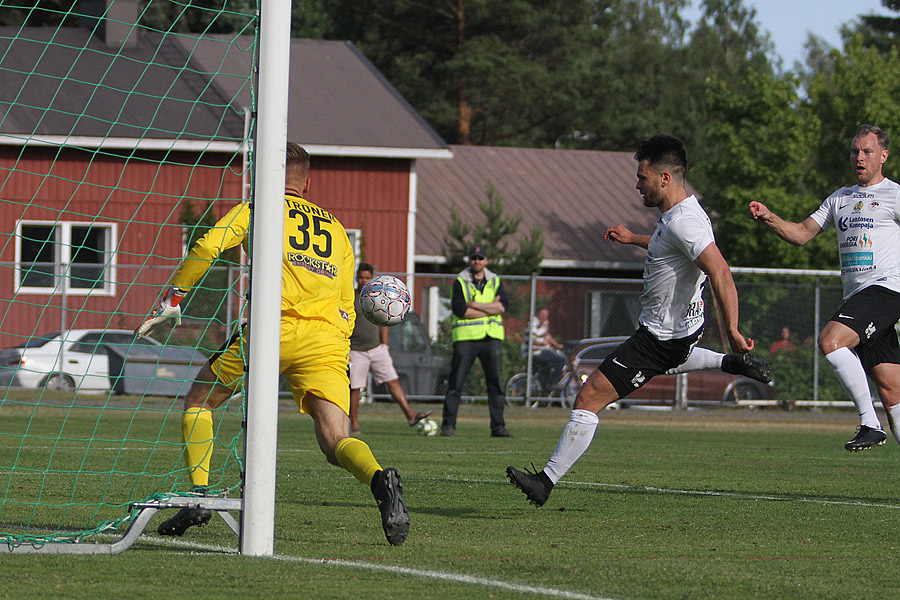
[0,330,164,392]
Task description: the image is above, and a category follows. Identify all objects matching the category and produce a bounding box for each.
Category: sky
[684,0,895,67]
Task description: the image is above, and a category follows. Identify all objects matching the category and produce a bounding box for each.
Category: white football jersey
[809,178,900,299]
[638,196,716,340]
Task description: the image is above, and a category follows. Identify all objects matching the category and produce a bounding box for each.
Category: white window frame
[14,220,118,296]
[345,228,362,273]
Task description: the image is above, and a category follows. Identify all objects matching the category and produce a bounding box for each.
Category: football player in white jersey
[507,135,760,507]
[749,124,900,452]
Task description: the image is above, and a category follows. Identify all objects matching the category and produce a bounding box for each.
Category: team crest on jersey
[853,201,864,212]
[870,200,881,211]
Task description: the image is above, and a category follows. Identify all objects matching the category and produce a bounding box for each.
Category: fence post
[813,276,821,403]
[675,374,688,409]
[525,273,538,404]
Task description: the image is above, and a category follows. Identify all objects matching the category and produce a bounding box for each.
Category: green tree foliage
[139,0,256,34]
[574,0,691,151]
[0,0,80,26]
[687,0,774,76]
[849,0,900,55]
[806,36,900,192]
[323,0,594,146]
[697,69,833,268]
[441,183,543,275]
[575,0,775,158]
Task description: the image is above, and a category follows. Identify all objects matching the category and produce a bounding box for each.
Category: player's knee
[575,371,616,412]
[817,332,839,355]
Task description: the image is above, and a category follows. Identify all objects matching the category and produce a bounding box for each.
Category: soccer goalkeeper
[137,143,409,546]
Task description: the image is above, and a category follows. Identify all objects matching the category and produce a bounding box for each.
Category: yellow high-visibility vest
[450,276,505,342]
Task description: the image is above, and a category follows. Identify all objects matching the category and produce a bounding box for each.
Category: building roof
[416,145,700,271]
[0,27,449,158]
[0,27,244,149]
[175,36,449,158]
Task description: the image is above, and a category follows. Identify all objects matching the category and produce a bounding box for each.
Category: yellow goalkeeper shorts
[209,318,350,415]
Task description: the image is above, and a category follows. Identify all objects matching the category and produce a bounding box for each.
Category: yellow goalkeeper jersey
[172,193,356,336]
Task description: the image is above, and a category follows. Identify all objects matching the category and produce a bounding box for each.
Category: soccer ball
[416,418,438,436]
[359,275,411,326]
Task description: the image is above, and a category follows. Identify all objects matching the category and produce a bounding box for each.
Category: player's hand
[727,331,754,353]
[748,201,770,222]
[135,287,186,338]
[605,225,633,244]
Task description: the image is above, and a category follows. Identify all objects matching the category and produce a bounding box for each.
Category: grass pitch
[2,403,900,599]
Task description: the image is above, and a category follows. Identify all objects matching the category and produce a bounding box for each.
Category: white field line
[448,477,900,510]
[2,462,899,512]
[146,537,615,600]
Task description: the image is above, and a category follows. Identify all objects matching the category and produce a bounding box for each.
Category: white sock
[825,348,881,429]
[665,347,724,375]
[543,409,599,484]
[888,404,900,446]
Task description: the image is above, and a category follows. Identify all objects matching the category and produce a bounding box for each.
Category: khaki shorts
[209,318,350,415]
[349,344,399,389]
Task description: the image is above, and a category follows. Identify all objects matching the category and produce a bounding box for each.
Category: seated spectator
[523,308,567,389]
[769,326,797,354]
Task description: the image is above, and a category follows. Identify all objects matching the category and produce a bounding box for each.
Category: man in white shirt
[507,135,759,507]
[523,308,566,390]
[749,124,900,452]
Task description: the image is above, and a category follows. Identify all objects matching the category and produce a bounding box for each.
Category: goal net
[0,0,258,547]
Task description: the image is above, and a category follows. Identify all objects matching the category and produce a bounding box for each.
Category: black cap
[469,245,487,259]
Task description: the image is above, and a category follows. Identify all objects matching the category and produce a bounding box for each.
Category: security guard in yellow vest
[441,245,512,437]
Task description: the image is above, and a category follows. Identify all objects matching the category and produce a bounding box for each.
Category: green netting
[0,1,258,546]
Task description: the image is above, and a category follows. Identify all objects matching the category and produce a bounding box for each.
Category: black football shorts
[598,324,703,399]
[830,285,900,371]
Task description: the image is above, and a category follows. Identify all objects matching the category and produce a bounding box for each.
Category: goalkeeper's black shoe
[844,425,887,452]
[371,468,410,546]
[157,506,212,536]
[722,352,772,384]
[506,466,553,507]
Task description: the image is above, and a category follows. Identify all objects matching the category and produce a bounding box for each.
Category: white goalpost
[241,0,292,557]
[0,0,292,556]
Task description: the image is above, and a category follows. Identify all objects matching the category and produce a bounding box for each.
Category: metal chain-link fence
[7,262,859,408]
[397,268,852,408]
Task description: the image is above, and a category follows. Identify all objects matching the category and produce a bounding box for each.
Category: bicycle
[505,348,580,409]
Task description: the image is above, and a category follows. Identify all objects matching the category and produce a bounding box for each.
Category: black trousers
[442,337,505,431]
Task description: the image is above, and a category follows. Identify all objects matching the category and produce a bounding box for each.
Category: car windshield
[14,332,61,348]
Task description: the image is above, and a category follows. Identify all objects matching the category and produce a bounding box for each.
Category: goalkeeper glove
[135,287,187,338]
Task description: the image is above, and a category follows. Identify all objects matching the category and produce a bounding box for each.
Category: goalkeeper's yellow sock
[182,407,214,488]
[334,437,382,487]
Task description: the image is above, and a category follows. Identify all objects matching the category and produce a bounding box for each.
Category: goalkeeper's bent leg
[182,407,214,487]
[335,437,382,487]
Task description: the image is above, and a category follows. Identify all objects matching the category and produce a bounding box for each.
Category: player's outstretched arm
[748,201,821,246]
[136,202,250,339]
[694,243,754,354]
